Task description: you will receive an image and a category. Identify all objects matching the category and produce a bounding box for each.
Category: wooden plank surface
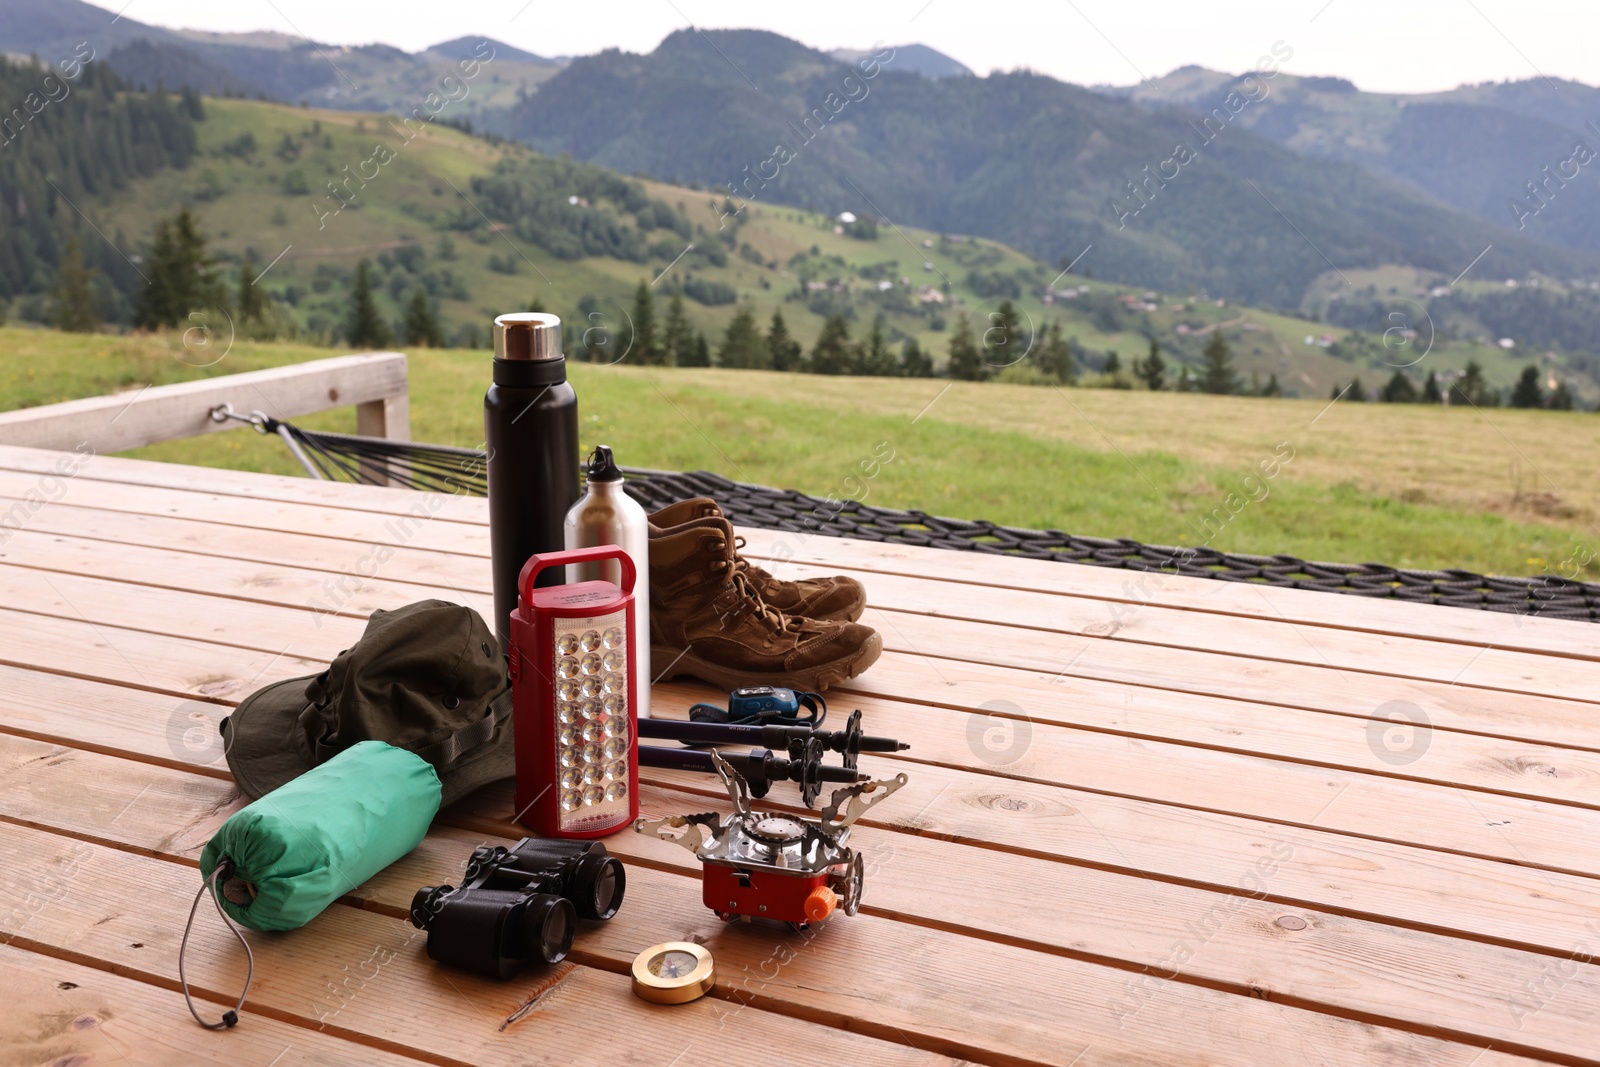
[8,657,1600,967]
[6,724,1600,1062]
[0,945,436,1067]
[739,527,1600,662]
[7,449,1599,744]
[1,734,1570,1067]
[1,442,1598,1066]
[8,574,1599,886]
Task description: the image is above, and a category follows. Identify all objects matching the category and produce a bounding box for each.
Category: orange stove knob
[803,885,838,923]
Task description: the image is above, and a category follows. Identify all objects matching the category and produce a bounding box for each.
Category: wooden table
[2,441,1598,1067]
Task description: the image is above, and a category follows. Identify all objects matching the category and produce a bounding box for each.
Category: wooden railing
[0,353,410,455]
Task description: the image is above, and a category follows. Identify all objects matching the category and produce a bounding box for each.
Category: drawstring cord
[180,860,254,1029]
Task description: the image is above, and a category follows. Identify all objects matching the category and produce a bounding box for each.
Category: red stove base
[701,862,834,925]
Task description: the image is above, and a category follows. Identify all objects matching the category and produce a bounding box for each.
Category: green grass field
[4,325,1595,579]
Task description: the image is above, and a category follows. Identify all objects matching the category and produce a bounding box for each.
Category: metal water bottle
[486,313,579,651]
[564,445,652,718]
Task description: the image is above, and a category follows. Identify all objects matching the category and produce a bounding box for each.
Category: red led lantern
[509,546,638,838]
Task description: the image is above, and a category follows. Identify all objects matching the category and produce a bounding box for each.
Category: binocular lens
[526,895,578,964]
[410,885,444,929]
[571,854,626,920]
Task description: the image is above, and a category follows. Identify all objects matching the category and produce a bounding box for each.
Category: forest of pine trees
[0,57,201,320]
[544,282,1595,405]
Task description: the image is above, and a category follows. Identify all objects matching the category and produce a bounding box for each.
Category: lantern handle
[518,546,637,606]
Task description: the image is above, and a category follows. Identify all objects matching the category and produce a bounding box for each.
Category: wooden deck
[2,440,1598,1067]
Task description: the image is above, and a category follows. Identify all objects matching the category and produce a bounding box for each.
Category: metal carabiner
[208,403,272,435]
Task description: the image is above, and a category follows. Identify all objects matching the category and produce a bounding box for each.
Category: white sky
[88,0,1598,94]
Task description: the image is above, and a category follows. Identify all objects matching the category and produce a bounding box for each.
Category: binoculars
[410,838,625,979]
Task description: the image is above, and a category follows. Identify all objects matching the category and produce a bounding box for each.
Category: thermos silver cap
[494,313,563,361]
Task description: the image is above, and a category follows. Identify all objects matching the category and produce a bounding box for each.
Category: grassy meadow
[3,325,1596,579]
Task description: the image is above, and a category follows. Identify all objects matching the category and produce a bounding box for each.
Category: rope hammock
[211,404,1600,623]
[212,404,486,495]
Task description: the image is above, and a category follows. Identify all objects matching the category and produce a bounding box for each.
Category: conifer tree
[900,338,934,378]
[236,252,266,323]
[1422,371,1443,404]
[1035,322,1076,383]
[717,308,769,368]
[134,208,221,329]
[857,316,898,376]
[628,280,662,365]
[982,300,1023,368]
[50,236,99,333]
[809,314,855,375]
[661,292,694,367]
[402,288,444,348]
[1380,370,1417,403]
[1450,361,1492,407]
[766,311,803,371]
[1135,339,1167,390]
[687,333,712,367]
[1510,365,1543,408]
[1551,381,1575,411]
[1199,332,1236,394]
[344,260,391,348]
[945,314,986,380]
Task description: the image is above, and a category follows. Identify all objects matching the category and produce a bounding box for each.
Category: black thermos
[486,313,580,650]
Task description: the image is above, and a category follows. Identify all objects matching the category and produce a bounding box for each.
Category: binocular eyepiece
[410,838,625,979]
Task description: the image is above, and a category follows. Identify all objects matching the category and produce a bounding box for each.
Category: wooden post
[355,392,411,486]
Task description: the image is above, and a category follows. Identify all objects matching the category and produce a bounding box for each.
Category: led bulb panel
[553,609,631,832]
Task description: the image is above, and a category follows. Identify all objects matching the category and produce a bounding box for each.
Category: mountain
[104,39,247,95]
[426,36,555,67]
[9,9,1600,313]
[0,0,559,119]
[485,29,1600,309]
[830,43,971,79]
[6,74,1592,402]
[0,0,184,57]
[1125,68,1600,255]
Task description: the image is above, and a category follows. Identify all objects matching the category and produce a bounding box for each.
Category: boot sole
[651,631,882,693]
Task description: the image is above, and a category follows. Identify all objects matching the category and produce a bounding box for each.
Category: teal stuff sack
[201,740,442,931]
[180,741,441,1030]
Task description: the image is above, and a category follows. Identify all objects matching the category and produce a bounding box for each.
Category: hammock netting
[253,413,1600,623]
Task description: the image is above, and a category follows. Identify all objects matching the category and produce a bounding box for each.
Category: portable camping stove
[634,750,907,929]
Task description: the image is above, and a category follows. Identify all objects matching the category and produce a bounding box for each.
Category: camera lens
[523,894,577,964]
[570,853,626,920]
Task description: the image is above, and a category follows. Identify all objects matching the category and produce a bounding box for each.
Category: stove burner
[744,814,807,844]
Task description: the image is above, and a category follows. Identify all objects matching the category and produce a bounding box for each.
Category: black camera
[409,838,625,979]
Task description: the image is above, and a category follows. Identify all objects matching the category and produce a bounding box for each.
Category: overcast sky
[89,0,1595,94]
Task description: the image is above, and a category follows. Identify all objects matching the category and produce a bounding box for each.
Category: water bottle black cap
[587,445,622,482]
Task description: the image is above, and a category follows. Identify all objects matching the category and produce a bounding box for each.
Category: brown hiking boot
[648,498,866,622]
[648,517,881,692]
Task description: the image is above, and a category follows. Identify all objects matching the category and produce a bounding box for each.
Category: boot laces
[730,536,774,585]
[712,550,795,633]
